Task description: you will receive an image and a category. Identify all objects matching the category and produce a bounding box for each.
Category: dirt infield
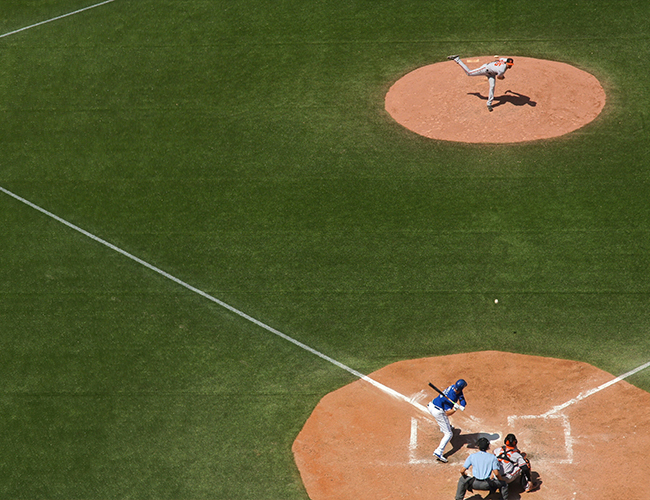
[293,351,650,500]
[385,56,606,143]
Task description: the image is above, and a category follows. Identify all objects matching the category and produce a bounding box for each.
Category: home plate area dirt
[293,351,650,500]
[385,56,606,143]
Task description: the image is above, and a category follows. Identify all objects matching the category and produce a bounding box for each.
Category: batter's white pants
[453,58,497,107]
[428,402,453,456]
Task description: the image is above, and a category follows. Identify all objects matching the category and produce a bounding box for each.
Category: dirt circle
[293,351,650,500]
[385,56,606,143]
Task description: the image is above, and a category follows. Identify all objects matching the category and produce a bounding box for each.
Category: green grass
[1,0,649,498]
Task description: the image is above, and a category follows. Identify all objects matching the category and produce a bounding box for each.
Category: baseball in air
[494,299,499,303]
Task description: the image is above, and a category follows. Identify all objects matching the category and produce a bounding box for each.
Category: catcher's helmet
[455,379,468,391]
[504,434,518,447]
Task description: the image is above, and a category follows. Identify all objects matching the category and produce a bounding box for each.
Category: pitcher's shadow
[467,90,537,109]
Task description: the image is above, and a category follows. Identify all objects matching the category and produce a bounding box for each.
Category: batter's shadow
[467,90,537,109]
[445,428,501,458]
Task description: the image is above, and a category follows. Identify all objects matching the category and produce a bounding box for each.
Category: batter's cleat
[487,104,494,112]
[447,55,459,60]
[434,452,448,463]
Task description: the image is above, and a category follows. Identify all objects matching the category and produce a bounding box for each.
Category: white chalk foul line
[543,359,650,417]
[0,186,426,412]
[506,360,650,464]
[0,0,427,415]
[0,0,116,39]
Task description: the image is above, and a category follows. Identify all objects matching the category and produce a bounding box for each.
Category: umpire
[455,437,508,500]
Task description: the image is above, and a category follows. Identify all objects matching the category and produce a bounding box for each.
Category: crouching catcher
[495,433,536,493]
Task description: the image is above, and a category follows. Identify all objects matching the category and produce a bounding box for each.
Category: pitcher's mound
[385,56,606,143]
[293,351,650,500]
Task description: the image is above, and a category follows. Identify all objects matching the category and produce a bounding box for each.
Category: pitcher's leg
[449,55,490,77]
[487,76,496,110]
[452,56,473,74]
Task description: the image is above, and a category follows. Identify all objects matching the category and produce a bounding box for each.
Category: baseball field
[1,1,649,498]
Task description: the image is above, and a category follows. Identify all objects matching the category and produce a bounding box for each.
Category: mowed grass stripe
[0,185,424,411]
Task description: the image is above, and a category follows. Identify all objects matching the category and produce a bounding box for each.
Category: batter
[427,379,467,462]
[448,55,514,111]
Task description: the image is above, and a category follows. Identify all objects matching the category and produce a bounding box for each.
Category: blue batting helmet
[455,379,467,391]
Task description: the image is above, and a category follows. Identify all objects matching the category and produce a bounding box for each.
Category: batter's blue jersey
[432,384,466,411]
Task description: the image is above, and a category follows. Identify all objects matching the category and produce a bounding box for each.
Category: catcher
[494,434,536,493]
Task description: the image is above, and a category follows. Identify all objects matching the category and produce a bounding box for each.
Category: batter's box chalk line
[409,417,443,465]
[407,360,650,466]
[507,413,573,464]
[408,413,571,465]
[408,416,495,465]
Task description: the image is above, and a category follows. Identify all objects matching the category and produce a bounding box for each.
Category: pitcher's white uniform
[449,56,513,111]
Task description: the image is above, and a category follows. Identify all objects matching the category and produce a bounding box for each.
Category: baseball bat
[428,382,465,411]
